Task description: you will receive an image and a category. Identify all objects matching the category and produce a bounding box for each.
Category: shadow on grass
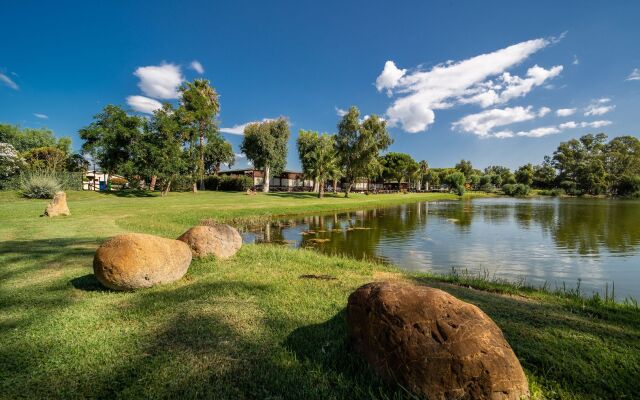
[96,189,157,198]
[410,277,640,399]
[266,192,342,199]
[69,274,110,292]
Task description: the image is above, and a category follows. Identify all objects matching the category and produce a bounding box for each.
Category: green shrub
[501,183,530,197]
[20,171,61,199]
[204,175,253,191]
[444,171,465,196]
[560,180,580,196]
[615,175,640,197]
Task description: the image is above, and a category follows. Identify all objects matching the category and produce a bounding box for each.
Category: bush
[538,188,565,197]
[444,172,465,196]
[615,175,640,197]
[205,175,253,191]
[20,171,61,199]
[480,183,495,193]
[501,183,530,197]
[560,180,580,196]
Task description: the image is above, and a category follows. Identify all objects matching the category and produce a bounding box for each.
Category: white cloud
[556,108,576,117]
[190,60,204,74]
[126,95,163,114]
[377,37,561,133]
[572,55,579,65]
[33,113,48,119]
[0,72,19,90]
[375,61,406,95]
[220,118,276,135]
[538,107,551,117]
[516,126,561,137]
[234,153,246,158]
[133,63,183,99]
[584,99,615,116]
[335,107,348,117]
[626,68,640,81]
[452,106,545,138]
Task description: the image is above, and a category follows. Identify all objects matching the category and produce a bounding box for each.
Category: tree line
[1,77,639,198]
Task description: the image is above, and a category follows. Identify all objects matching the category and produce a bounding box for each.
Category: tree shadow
[266,192,341,199]
[96,190,157,198]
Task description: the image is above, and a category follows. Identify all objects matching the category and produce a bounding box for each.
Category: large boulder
[44,191,70,217]
[177,224,242,259]
[93,233,192,291]
[347,281,529,400]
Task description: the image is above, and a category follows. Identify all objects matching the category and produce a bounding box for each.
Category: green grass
[1,190,638,399]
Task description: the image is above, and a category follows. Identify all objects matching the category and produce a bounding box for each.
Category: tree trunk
[318,180,324,198]
[162,180,172,197]
[192,182,198,193]
[344,182,352,198]
[149,175,157,191]
[313,179,319,193]
[333,179,337,194]
[199,124,205,191]
[263,165,270,193]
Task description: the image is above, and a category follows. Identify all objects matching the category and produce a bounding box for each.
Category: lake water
[242,198,640,300]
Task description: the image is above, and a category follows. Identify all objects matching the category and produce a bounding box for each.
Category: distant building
[83,170,125,191]
[218,168,314,191]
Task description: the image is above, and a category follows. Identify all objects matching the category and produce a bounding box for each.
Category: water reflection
[243,198,640,298]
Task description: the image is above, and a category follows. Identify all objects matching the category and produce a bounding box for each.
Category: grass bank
[1,190,638,399]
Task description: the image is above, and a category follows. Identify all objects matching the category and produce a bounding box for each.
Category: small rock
[93,233,192,291]
[177,224,242,259]
[347,281,529,400]
[44,191,70,217]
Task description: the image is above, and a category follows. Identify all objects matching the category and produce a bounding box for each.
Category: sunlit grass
[0,190,638,399]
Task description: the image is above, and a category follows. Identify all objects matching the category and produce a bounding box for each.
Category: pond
[243,197,640,300]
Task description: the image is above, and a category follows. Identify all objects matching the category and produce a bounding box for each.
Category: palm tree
[180,79,220,191]
[418,160,429,191]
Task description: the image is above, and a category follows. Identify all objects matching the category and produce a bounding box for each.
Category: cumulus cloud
[375,61,406,95]
[512,120,612,138]
[126,95,163,114]
[584,98,615,116]
[0,72,19,90]
[190,60,204,74]
[133,63,183,99]
[33,113,48,119]
[220,118,277,135]
[376,37,562,133]
[235,153,246,158]
[627,68,640,81]
[556,108,576,117]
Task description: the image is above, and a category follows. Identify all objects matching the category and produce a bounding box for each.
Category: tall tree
[22,147,67,172]
[455,159,474,178]
[552,133,608,195]
[298,132,339,198]
[204,135,235,174]
[79,105,144,184]
[417,160,429,190]
[241,118,290,193]
[515,163,534,186]
[334,106,392,197]
[297,129,320,191]
[139,103,188,196]
[380,152,416,190]
[605,136,640,194]
[179,79,220,191]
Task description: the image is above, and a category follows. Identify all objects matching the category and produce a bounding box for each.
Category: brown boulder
[347,281,529,400]
[177,224,242,259]
[93,233,192,291]
[44,191,70,217]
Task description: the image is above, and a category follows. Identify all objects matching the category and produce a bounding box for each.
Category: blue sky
[1,0,639,171]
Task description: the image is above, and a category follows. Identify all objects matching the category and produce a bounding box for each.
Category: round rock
[177,224,242,259]
[93,233,192,291]
[347,281,529,400]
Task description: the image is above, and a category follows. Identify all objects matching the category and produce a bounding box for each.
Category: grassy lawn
[1,190,638,399]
